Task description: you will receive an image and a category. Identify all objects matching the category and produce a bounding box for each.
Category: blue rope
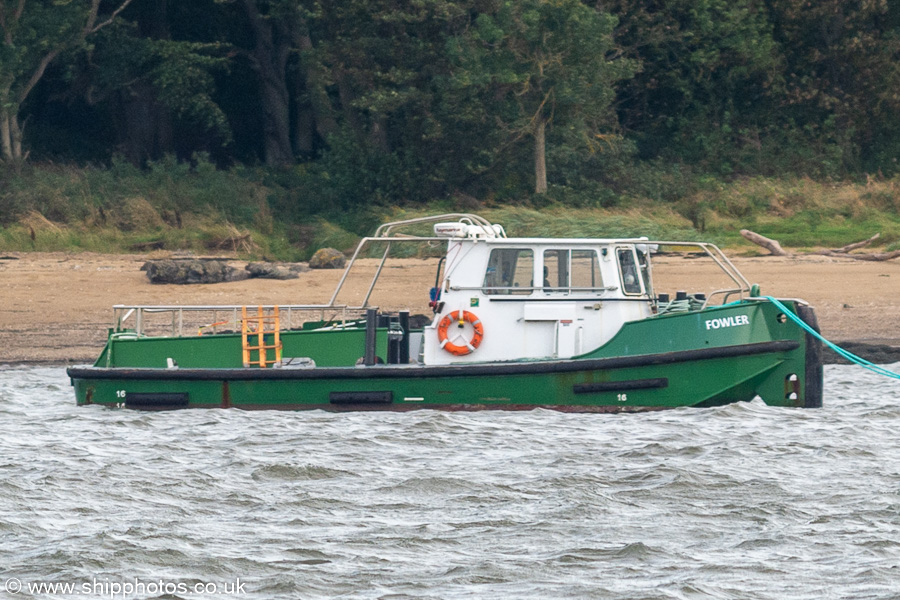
[764,296,900,381]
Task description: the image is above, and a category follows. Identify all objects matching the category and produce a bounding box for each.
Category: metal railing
[327,211,753,310]
[646,241,752,307]
[113,303,369,338]
[330,213,506,308]
[113,219,753,337]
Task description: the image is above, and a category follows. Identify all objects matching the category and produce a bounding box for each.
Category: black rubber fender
[125,392,190,410]
[796,304,824,408]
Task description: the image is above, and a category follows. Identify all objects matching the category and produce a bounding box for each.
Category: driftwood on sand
[740,230,900,261]
[829,233,882,254]
[739,230,789,256]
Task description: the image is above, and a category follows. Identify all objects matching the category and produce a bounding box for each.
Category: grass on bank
[1,160,899,259]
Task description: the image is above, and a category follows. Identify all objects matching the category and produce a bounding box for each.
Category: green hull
[67,300,823,411]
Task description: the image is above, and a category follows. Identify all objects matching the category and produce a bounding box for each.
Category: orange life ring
[437,310,484,355]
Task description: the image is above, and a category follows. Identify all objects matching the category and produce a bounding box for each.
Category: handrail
[372,213,501,238]
[330,213,503,307]
[114,223,753,338]
[449,285,621,293]
[113,303,367,337]
[642,241,752,301]
[328,234,751,309]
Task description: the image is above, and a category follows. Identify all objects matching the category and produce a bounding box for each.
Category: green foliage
[2,0,900,240]
[90,24,232,144]
[445,0,637,192]
[606,0,900,177]
[5,161,900,259]
[0,0,136,161]
[611,0,783,171]
[312,129,424,209]
[0,1,92,99]
[767,0,900,174]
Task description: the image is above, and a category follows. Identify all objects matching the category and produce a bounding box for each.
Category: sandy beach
[1,251,899,364]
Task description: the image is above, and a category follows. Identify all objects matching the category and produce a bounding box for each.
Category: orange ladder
[241,305,283,368]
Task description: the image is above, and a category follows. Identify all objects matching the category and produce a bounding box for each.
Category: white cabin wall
[422,238,654,365]
[442,242,489,289]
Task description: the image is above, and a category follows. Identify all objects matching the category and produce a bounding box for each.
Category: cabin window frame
[616,247,644,295]
[542,248,604,294]
[482,248,535,295]
[636,247,654,297]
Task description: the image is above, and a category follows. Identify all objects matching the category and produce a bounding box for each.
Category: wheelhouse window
[543,249,603,293]
[483,248,534,295]
[617,248,643,294]
[636,247,653,296]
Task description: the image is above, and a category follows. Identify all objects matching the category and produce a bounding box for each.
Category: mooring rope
[764,296,900,381]
[657,294,706,316]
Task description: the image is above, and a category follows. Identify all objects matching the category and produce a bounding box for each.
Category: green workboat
[67,213,823,411]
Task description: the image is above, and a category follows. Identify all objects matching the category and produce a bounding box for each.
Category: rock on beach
[309,248,346,269]
[144,259,244,284]
[143,258,311,284]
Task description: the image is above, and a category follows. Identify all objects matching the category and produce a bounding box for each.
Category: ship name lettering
[704,315,750,330]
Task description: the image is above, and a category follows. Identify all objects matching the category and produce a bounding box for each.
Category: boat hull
[68,299,823,411]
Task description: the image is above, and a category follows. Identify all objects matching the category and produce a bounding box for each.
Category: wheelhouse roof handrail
[331,213,499,307]
[654,241,751,295]
[330,215,752,308]
[372,213,503,238]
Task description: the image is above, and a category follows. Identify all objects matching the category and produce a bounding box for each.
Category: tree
[610,0,783,170]
[303,0,476,205]
[0,0,133,162]
[765,0,900,173]
[86,7,232,165]
[216,0,343,167]
[236,0,296,166]
[447,0,635,194]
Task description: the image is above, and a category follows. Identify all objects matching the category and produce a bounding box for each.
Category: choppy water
[1,365,899,599]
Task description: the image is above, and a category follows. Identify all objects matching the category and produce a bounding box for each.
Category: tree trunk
[242,0,294,167]
[370,117,390,154]
[1,84,17,160]
[259,74,293,166]
[0,103,23,162]
[10,110,22,159]
[115,80,174,165]
[337,71,364,142]
[294,26,337,142]
[534,115,547,194]
[106,0,175,164]
[0,107,12,161]
[292,95,315,156]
